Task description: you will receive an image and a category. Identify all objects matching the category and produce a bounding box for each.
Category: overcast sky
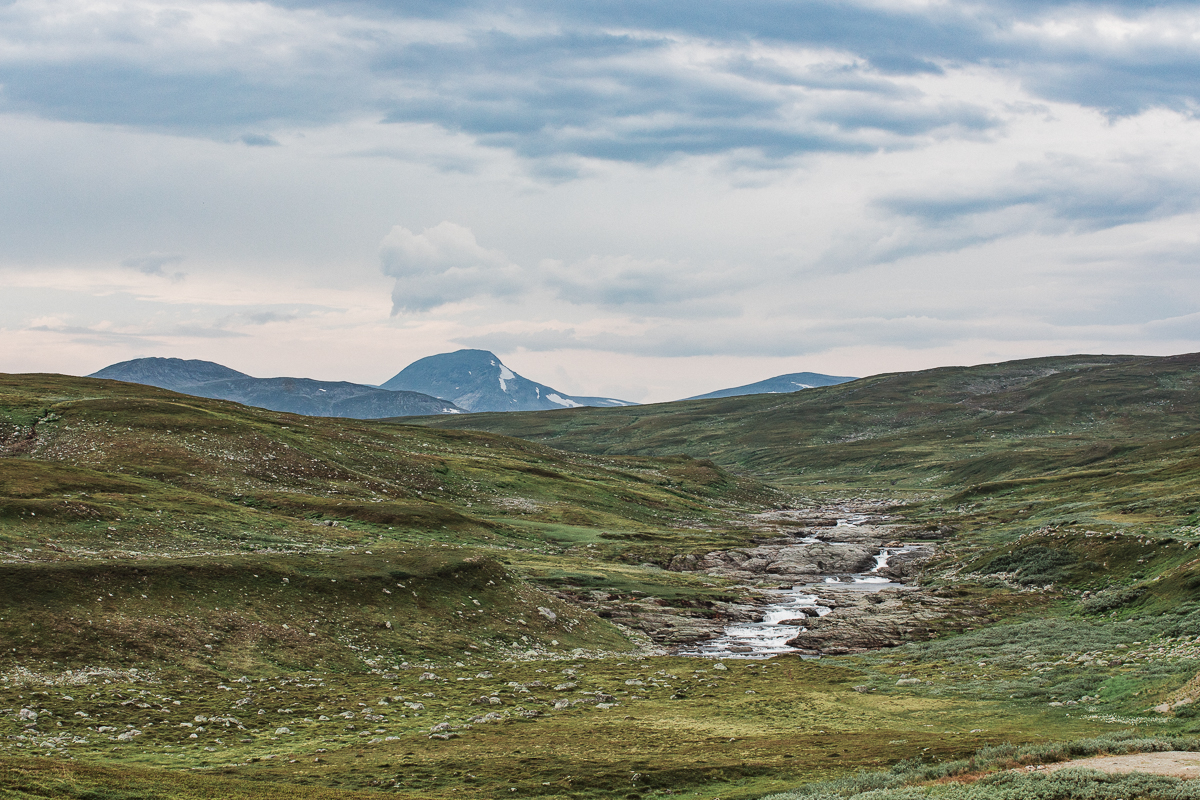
[2,0,1199,402]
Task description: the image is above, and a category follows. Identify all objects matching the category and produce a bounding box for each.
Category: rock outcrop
[784,587,953,655]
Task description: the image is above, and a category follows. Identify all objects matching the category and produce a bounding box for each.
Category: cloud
[544,255,743,309]
[240,133,280,146]
[381,225,749,313]
[4,0,1197,169]
[121,252,186,277]
[848,152,1200,265]
[28,320,246,346]
[451,309,1197,360]
[380,221,525,312]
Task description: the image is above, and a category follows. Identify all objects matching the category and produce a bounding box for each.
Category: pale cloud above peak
[380,221,525,312]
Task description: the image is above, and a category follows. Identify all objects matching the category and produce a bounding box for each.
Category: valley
[3,356,1200,800]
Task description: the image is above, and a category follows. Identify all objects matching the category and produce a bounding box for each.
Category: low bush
[762,733,1200,800]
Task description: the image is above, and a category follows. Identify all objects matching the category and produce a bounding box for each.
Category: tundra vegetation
[2,355,1200,800]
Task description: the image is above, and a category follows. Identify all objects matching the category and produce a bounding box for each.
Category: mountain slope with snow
[89,357,464,418]
[380,349,635,412]
[685,371,857,400]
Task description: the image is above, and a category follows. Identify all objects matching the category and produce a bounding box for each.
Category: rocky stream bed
[555,501,958,658]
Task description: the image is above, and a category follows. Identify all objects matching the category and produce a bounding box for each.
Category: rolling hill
[407,352,1200,525]
[5,361,1200,800]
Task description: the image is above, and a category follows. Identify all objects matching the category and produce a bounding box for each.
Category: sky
[2,0,1199,403]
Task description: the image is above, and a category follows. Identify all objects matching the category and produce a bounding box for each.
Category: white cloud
[2,0,1200,401]
[380,221,526,312]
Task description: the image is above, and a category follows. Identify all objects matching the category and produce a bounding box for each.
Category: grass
[5,360,1200,799]
[405,352,1200,526]
[0,649,1172,800]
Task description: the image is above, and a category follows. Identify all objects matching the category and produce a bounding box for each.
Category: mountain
[88,357,464,418]
[90,356,249,389]
[380,349,635,412]
[407,351,1200,504]
[685,371,856,400]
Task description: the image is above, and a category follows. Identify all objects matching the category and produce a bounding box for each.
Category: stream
[678,515,919,659]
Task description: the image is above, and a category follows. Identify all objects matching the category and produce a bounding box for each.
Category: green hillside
[0,373,784,673]
[4,367,1200,800]
[408,353,1200,528]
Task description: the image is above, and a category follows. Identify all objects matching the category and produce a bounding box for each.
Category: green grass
[406,353,1200,527]
[6,362,1200,800]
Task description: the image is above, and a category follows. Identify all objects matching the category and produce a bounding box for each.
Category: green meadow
[3,356,1200,799]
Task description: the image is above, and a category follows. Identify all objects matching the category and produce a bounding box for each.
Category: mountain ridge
[380,349,635,412]
[89,357,464,418]
[685,370,857,400]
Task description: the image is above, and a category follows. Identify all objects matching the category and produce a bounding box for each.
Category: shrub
[981,546,1076,586]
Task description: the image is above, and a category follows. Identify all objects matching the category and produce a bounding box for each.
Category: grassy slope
[0,373,785,673]
[405,353,1194,477]
[4,367,1200,800]
[408,352,1200,530]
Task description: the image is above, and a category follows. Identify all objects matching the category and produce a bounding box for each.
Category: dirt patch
[1029,751,1200,779]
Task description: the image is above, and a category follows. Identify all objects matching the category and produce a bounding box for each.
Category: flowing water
[678,515,918,659]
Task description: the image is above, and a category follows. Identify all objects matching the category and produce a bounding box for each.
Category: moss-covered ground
[4,360,1200,799]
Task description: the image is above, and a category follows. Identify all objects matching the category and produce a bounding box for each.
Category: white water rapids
[678,515,918,659]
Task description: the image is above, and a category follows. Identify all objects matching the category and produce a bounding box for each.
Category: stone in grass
[713,663,727,671]
[18,709,37,722]
[895,678,921,686]
[116,730,141,741]
[275,727,292,735]
[430,722,452,733]
[429,732,459,740]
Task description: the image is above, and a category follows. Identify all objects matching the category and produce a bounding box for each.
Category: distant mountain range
[89,358,465,419]
[686,371,856,400]
[380,350,636,413]
[89,352,850,419]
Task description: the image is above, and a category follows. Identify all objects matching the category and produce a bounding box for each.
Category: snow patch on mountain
[686,371,856,401]
[498,361,515,392]
[381,349,636,412]
[546,393,581,408]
